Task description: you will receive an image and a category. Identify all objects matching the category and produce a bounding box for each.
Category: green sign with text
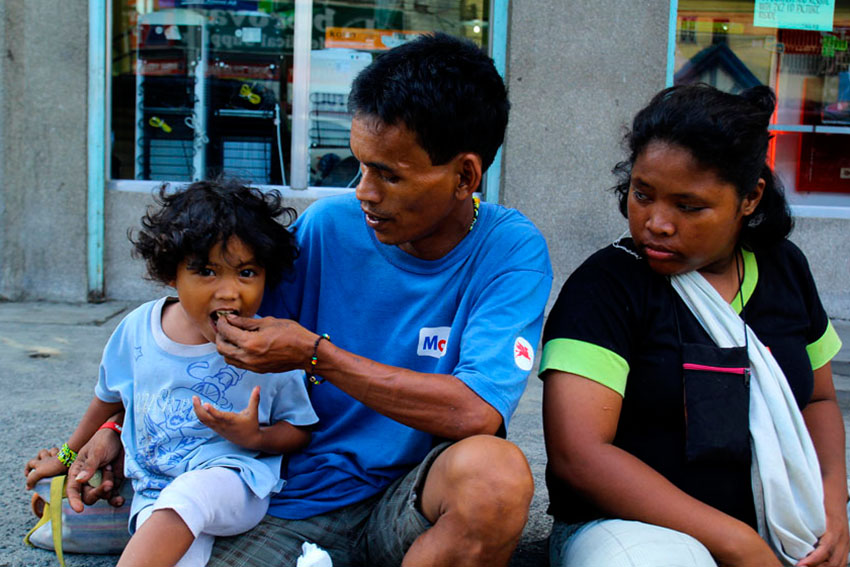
[754,0,835,31]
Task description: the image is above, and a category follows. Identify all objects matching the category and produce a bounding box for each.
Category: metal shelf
[215,109,275,119]
[816,125,850,134]
[770,124,850,134]
[140,106,194,115]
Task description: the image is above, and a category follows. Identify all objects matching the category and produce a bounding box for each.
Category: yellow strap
[22,475,67,567]
[50,475,66,567]
[22,500,51,546]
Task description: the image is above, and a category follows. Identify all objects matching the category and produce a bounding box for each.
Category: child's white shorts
[135,466,270,567]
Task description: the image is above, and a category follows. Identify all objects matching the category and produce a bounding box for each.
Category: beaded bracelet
[57,443,77,468]
[308,333,331,385]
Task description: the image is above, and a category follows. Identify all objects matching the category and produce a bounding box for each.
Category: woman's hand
[796,507,850,567]
[24,447,66,489]
[66,428,125,513]
[798,362,850,567]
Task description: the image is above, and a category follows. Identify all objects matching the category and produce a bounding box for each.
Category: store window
[110,0,491,189]
[671,0,850,216]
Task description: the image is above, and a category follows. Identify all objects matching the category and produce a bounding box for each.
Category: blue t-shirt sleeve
[94,361,122,403]
[453,267,552,429]
[268,370,319,427]
[260,213,313,321]
[94,310,138,405]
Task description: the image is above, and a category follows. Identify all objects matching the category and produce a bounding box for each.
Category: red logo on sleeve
[515,343,531,360]
[513,337,534,371]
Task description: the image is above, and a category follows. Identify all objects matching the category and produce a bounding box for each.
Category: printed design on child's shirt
[132,361,247,494]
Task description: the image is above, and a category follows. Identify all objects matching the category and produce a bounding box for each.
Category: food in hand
[88,469,103,488]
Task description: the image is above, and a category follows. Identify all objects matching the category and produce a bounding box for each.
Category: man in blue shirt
[70,32,552,566]
[210,32,553,566]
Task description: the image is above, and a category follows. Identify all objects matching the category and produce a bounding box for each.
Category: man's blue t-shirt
[260,193,552,519]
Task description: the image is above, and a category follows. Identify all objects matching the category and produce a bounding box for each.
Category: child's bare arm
[25,397,123,488]
[68,398,125,451]
[193,385,311,454]
[254,420,311,454]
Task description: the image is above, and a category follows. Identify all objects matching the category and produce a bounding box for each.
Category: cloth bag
[671,271,825,565]
[24,475,132,566]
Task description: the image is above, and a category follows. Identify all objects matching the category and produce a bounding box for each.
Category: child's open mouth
[210,310,238,328]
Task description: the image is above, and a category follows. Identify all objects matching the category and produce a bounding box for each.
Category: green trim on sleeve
[732,248,758,314]
[807,321,843,370]
[539,338,629,396]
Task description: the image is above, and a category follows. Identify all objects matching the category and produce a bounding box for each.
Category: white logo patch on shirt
[418,327,451,358]
[514,337,534,371]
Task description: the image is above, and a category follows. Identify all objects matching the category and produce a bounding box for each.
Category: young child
[25,179,318,566]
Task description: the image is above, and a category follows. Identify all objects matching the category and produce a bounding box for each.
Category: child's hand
[25,447,67,489]
[193,386,264,450]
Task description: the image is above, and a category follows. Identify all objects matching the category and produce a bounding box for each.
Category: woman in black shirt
[541,85,846,567]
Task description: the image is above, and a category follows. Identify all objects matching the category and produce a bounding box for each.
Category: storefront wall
[0,1,89,302]
[0,0,6,301]
[103,0,677,303]
[1,1,849,318]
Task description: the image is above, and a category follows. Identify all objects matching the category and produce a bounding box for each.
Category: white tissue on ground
[296,541,333,567]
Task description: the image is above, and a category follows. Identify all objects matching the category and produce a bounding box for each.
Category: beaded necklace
[468,196,481,233]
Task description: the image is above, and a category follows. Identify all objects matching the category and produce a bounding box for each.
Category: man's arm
[215,315,502,439]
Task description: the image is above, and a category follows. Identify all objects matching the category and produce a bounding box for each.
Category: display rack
[307,49,372,187]
[134,9,285,184]
[135,10,206,181]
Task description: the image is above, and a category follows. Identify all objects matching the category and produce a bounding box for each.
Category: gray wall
[792,217,850,318]
[104,191,164,301]
[1,1,848,320]
[0,2,6,293]
[0,1,89,302]
[501,0,670,305]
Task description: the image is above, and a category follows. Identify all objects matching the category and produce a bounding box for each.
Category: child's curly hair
[131,179,298,287]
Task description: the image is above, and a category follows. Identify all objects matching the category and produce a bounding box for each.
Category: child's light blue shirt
[95,297,318,526]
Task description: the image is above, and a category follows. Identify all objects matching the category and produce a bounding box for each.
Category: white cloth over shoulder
[671,271,825,565]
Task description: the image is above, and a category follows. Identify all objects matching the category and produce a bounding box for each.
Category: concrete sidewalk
[0,301,848,567]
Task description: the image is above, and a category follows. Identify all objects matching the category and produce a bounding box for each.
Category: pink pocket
[682,363,748,375]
